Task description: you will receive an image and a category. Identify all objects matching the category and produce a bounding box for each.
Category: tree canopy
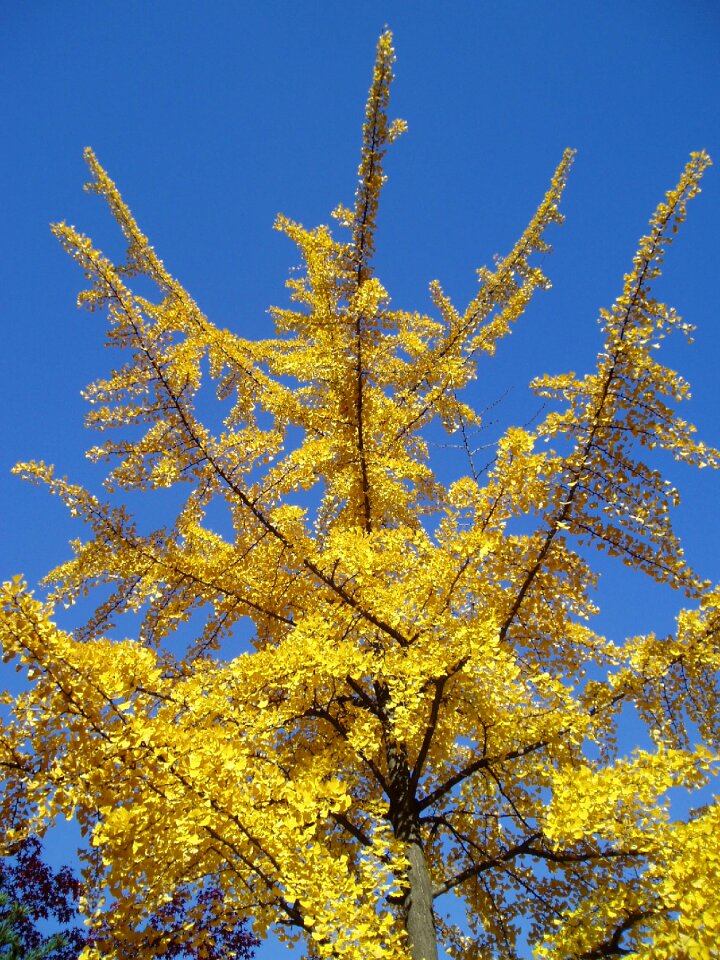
[1,30,719,960]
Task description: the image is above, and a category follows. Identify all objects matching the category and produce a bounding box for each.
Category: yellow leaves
[525,154,717,597]
[637,804,720,959]
[349,276,389,320]
[463,150,573,350]
[545,744,717,847]
[280,775,351,828]
[351,30,403,279]
[498,426,535,457]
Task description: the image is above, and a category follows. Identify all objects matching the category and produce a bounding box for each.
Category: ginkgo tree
[2,30,719,960]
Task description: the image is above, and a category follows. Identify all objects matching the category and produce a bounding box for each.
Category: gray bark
[382,727,439,960]
[404,840,439,960]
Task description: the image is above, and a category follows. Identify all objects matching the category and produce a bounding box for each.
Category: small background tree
[0,838,84,960]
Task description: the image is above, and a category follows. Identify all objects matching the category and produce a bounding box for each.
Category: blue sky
[2,1,720,956]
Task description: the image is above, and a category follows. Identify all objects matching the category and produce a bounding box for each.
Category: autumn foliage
[2,31,719,960]
[0,837,84,960]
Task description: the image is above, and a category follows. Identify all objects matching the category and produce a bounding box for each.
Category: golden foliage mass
[2,31,719,960]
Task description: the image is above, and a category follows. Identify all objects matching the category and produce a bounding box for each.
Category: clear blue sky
[1,2,720,957]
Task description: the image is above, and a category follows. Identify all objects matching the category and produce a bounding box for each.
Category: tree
[0,837,84,960]
[0,837,258,960]
[0,894,60,960]
[1,29,719,960]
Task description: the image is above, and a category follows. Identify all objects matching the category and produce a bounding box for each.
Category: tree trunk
[384,731,439,960]
[403,840,439,960]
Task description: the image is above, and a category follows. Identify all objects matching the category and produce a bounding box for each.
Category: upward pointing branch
[352,30,405,285]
